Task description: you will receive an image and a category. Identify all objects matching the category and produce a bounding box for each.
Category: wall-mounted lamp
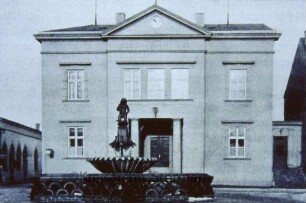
[152,107,158,118]
[45,148,54,158]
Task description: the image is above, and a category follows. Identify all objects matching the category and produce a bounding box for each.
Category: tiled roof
[284,38,306,98]
[47,23,273,33]
[46,25,116,33]
[204,24,273,31]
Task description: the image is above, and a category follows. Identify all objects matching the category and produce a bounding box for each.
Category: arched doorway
[9,143,15,182]
[2,142,8,171]
[1,142,8,182]
[23,146,28,179]
[16,144,21,171]
[34,148,38,173]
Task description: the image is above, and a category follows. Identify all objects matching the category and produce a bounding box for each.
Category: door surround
[129,117,182,173]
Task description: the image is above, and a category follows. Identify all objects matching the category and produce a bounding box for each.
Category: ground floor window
[229,127,245,157]
[68,127,84,157]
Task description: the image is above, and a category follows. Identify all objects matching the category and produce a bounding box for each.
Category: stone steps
[273,167,306,188]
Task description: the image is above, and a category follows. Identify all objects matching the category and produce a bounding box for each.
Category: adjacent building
[35,5,282,186]
[284,31,306,171]
[0,117,42,183]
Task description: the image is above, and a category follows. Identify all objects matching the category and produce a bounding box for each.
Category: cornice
[34,32,281,42]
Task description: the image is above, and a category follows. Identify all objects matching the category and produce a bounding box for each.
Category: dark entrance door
[150,137,170,167]
[273,137,288,169]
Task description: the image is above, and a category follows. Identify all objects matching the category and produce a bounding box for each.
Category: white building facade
[35,5,281,186]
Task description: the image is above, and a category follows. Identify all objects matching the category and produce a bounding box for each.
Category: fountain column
[130,118,139,157]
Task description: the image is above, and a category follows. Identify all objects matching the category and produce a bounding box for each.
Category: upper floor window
[124,69,140,99]
[229,69,246,100]
[148,69,165,99]
[171,69,189,99]
[229,127,245,157]
[68,127,84,157]
[68,70,84,100]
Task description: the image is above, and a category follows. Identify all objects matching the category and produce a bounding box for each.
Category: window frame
[228,127,246,158]
[171,68,189,99]
[229,69,247,100]
[147,68,165,99]
[67,69,85,101]
[124,69,141,99]
[67,126,84,157]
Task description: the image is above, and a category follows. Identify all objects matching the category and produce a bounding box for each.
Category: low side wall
[273,121,302,168]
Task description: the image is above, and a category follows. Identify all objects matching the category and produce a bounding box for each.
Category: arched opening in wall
[16,144,21,171]
[34,148,38,173]
[9,143,15,183]
[2,142,8,171]
[23,146,28,179]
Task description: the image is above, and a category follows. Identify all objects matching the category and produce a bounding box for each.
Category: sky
[0,0,305,128]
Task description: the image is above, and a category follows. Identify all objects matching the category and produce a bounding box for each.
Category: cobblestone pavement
[213,194,304,203]
[0,183,305,203]
[0,183,33,203]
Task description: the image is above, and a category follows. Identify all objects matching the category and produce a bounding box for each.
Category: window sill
[63,157,88,159]
[224,100,252,102]
[128,99,193,102]
[223,157,251,161]
[59,120,91,123]
[221,120,254,124]
[62,100,90,102]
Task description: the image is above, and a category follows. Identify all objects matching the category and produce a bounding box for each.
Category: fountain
[87,98,158,173]
[31,98,214,202]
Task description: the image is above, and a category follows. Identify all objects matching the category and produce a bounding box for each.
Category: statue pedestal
[114,147,132,157]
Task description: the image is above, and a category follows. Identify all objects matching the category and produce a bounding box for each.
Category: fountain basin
[87,157,158,173]
[31,173,214,202]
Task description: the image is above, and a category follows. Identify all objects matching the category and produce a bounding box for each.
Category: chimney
[35,123,40,131]
[116,13,126,24]
[195,13,205,27]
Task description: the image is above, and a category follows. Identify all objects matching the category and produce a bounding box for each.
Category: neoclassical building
[0,117,42,183]
[35,5,284,186]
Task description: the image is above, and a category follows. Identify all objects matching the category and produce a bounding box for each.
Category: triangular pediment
[104,5,211,37]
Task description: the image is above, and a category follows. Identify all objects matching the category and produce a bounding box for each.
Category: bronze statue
[116,98,129,126]
[110,98,135,156]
